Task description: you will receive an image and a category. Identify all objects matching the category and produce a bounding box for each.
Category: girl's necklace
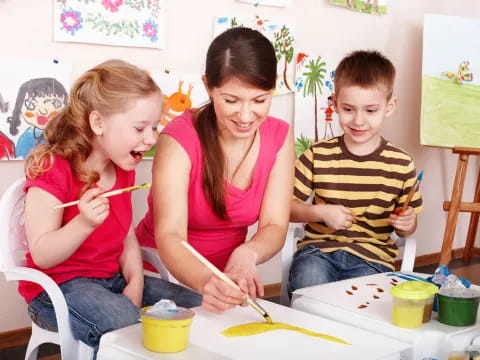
[228,130,257,183]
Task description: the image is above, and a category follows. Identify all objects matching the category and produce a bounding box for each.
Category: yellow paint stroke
[221,322,350,345]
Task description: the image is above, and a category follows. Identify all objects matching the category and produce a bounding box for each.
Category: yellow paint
[221,322,350,345]
[392,303,424,328]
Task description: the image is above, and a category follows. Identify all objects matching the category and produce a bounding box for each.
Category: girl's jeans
[288,245,391,297]
[27,273,202,358]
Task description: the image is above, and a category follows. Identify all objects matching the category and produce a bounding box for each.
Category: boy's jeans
[288,245,391,296]
[27,273,202,357]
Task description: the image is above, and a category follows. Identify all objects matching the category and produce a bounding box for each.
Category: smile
[130,150,145,159]
[234,121,253,128]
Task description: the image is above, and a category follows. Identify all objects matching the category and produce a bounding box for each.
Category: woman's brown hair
[194,27,277,220]
[25,59,161,196]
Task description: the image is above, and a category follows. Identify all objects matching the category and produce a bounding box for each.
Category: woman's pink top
[136,111,289,270]
[19,155,134,303]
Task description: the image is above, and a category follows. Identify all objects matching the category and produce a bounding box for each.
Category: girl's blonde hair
[25,59,161,195]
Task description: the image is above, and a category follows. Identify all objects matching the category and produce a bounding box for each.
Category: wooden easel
[440,147,480,265]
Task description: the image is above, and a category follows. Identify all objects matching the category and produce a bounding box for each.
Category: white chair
[280,222,417,306]
[0,178,172,360]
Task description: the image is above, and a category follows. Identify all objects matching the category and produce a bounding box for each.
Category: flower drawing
[102,0,123,12]
[143,19,158,43]
[60,8,83,36]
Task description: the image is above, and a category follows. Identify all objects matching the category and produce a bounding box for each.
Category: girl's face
[206,77,273,141]
[21,93,66,130]
[93,92,162,171]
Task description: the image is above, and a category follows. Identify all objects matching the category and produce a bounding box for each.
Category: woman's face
[207,77,273,140]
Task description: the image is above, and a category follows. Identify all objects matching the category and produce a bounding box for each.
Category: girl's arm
[119,225,144,307]
[25,186,109,269]
[224,127,295,298]
[153,134,245,313]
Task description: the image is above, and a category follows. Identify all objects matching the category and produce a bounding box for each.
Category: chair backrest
[0,178,28,271]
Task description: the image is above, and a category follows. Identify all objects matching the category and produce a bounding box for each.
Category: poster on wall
[53,0,165,49]
[420,14,480,148]
[329,0,389,15]
[144,70,209,158]
[0,57,71,160]
[213,15,295,96]
[294,52,342,156]
[238,0,292,7]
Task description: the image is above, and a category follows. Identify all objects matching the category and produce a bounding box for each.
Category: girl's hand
[389,207,416,233]
[122,281,143,307]
[224,245,263,299]
[201,275,245,313]
[318,204,356,231]
[77,188,110,228]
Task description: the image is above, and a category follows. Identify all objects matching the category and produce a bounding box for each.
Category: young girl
[21,59,202,357]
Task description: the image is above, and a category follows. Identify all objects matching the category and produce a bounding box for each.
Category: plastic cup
[390,281,434,329]
[140,306,195,353]
[437,292,480,326]
[421,283,439,323]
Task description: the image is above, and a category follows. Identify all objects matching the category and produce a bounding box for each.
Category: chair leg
[25,340,40,360]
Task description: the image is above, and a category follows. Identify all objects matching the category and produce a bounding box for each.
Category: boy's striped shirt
[294,135,423,270]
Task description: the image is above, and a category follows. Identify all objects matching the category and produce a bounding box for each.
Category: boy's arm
[291,199,356,231]
[119,225,144,307]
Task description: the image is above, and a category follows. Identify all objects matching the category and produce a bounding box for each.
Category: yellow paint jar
[390,281,433,329]
[140,306,195,353]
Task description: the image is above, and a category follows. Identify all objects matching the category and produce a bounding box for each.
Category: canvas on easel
[421,14,480,265]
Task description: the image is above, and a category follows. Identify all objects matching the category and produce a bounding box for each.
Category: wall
[1,0,479,332]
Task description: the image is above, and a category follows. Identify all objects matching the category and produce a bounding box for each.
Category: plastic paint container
[421,282,440,323]
[140,306,195,353]
[390,281,433,329]
[437,289,480,327]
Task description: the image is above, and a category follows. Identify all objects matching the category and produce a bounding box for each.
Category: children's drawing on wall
[0,57,71,160]
[294,52,342,156]
[329,0,389,15]
[53,0,165,49]
[145,70,209,158]
[214,15,295,95]
[238,0,292,7]
[421,14,480,148]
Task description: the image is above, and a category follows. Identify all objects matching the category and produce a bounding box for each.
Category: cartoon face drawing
[21,93,65,130]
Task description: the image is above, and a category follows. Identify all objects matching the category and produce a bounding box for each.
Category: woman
[136,27,294,313]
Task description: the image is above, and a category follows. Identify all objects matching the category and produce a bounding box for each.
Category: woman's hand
[77,187,109,228]
[201,275,245,313]
[224,245,263,299]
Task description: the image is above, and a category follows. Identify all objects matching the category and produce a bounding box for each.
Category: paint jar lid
[390,281,438,300]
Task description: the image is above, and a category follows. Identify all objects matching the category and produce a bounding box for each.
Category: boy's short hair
[334,50,396,100]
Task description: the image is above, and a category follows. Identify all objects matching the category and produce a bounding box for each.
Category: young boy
[288,50,423,294]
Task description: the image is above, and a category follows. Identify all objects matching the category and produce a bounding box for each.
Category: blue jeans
[288,245,391,296]
[27,274,202,358]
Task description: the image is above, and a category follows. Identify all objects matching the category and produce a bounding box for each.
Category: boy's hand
[317,204,356,231]
[389,207,416,233]
[77,188,109,228]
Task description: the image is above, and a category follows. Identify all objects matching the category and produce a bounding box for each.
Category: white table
[291,272,480,360]
[97,299,410,360]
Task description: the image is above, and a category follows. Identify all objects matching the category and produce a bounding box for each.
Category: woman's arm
[119,225,144,307]
[25,186,108,269]
[153,134,245,312]
[224,127,295,297]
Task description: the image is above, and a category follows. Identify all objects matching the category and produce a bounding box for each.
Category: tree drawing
[273,25,294,91]
[302,57,326,142]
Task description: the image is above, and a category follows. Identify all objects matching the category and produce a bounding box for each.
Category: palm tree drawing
[273,25,295,91]
[302,57,326,142]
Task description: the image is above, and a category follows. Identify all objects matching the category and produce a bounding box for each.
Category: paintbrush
[53,182,151,209]
[395,171,423,215]
[181,241,273,324]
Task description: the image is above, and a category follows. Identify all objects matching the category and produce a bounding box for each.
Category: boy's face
[334,85,396,155]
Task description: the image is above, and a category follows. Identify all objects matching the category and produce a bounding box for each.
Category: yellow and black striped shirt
[294,135,423,270]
